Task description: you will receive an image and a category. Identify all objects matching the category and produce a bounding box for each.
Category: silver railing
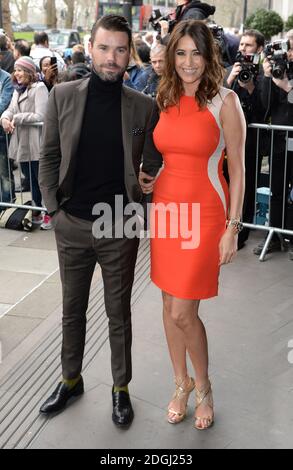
[0,122,46,213]
[246,123,293,261]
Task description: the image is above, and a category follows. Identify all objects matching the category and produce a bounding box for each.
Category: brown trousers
[54,209,139,386]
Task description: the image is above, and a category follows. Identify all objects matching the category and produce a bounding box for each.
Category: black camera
[207,23,225,47]
[264,40,291,80]
[149,9,177,35]
[207,23,227,60]
[235,51,260,83]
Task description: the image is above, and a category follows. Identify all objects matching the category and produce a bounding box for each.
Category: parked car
[30,24,47,31]
[46,29,81,56]
[18,23,34,32]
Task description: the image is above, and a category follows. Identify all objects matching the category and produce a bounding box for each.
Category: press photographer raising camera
[225,29,265,250]
[226,30,264,94]
[253,35,293,257]
[158,0,215,38]
[262,38,293,95]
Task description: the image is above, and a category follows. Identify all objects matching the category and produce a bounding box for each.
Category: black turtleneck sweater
[63,72,127,221]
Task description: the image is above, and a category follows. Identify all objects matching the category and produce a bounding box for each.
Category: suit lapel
[60,78,89,192]
[69,78,90,160]
[121,86,134,176]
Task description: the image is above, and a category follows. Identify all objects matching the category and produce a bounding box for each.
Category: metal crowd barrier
[1,121,293,262]
[246,123,293,261]
[0,122,46,214]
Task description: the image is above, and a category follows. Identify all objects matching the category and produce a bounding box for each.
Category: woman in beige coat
[0,56,48,223]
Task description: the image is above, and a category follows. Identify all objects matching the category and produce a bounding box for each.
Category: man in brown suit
[38,15,162,427]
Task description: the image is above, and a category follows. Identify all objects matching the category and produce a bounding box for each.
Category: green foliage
[13,31,85,45]
[13,32,34,42]
[285,14,293,32]
[245,8,284,39]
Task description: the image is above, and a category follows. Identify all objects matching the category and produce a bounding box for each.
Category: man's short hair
[242,29,265,49]
[14,39,31,57]
[34,32,49,46]
[72,51,86,64]
[134,40,150,63]
[90,14,132,49]
[150,44,166,58]
[0,34,8,51]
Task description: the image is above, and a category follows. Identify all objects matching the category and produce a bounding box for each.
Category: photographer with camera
[174,0,215,22]
[150,2,238,68]
[225,29,265,249]
[150,0,215,42]
[253,36,293,257]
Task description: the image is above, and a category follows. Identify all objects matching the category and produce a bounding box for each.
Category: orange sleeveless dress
[151,89,231,299]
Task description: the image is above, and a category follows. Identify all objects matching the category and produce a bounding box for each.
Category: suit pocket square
[132,127,145,136]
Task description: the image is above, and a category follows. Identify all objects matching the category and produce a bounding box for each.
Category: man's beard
[94,64,125,82]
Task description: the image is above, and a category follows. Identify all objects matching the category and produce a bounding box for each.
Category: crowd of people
[0,0,293,434]
[0,31,91,229]
[0,3,292,245]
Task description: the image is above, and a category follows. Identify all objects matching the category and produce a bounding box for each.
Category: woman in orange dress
[140,20,246,430]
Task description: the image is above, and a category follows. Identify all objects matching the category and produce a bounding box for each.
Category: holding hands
[139,171,156,194]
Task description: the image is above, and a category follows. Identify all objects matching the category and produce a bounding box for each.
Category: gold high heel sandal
[167,376,195,424]
[194,380,214,430]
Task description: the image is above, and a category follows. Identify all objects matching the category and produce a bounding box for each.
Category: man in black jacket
[253,36,293,258]
[159,1,237,66]
[174,0,215,21]
[225,29,265,249]
[38,15,162,426]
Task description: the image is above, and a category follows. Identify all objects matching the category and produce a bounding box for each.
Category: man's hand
[139,171,156,194]
[263,58,272,77]
[263,57,293,93]
[272,73,293,93]
[226,62,241,88]
[159,20,169,38]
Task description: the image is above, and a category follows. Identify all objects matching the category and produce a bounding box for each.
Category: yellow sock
[62,375,81,390]
[113,385,129,394]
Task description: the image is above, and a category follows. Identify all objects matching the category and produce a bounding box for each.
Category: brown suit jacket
[39,77,162,214]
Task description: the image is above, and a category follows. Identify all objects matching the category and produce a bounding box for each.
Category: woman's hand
[219,228,238,266]
[1,118,14,134]
[139,171,156,194]
[45,65,58,84]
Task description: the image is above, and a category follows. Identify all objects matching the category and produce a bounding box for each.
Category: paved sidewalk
[0,228,293,449]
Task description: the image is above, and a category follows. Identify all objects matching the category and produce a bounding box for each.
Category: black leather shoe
[112,386,134,427]
[39,376,84,414]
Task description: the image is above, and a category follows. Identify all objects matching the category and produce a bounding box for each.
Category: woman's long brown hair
[12,69,37,88]
[157,20,225,111]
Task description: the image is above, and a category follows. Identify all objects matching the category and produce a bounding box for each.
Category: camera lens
[239,69,252,83]
[272,65,285,79]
